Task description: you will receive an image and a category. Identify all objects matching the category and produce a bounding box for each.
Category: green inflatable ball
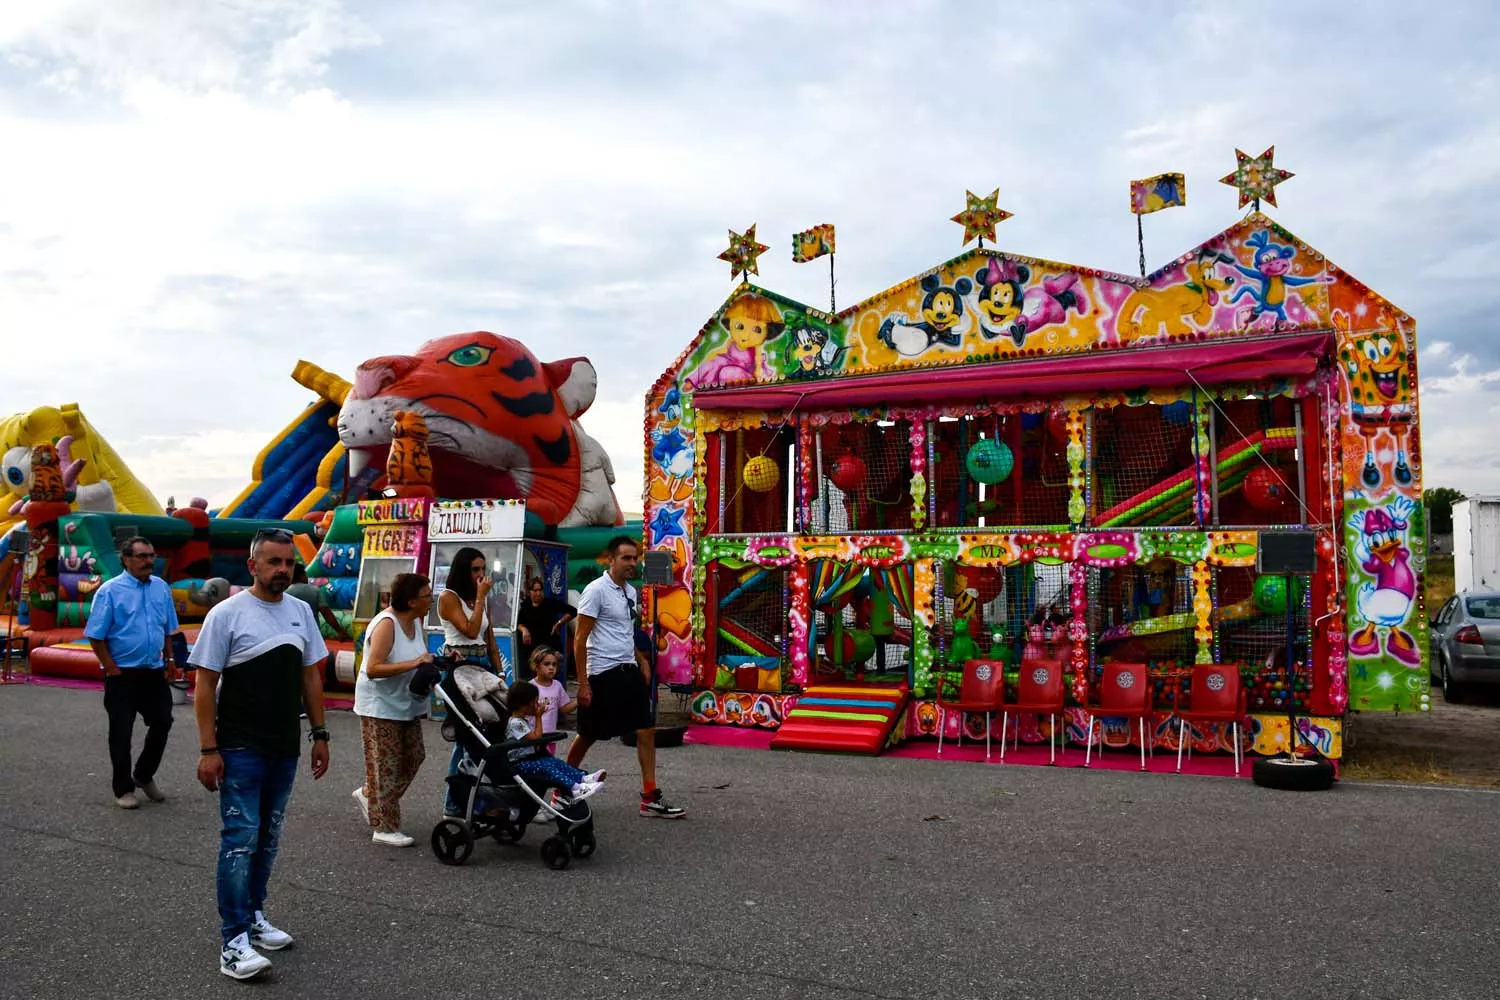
[1253,574,1306,615]
[965,439,1014,485]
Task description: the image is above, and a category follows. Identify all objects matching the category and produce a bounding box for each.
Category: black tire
[572,833,596,859]
[541,836,571,870]
[1442,660,1467,704]
[431,819,475,866]
[1252,754,1336,791]
[492,821,523,844]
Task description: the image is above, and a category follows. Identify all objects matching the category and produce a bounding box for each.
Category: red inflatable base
[28,641,107,680]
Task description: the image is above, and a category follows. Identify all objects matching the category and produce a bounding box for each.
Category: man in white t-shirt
[189,529,330,981]
[567,536,685,819]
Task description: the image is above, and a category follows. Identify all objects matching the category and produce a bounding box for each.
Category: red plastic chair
[937,659,1006,758]
[1084,661,1154,771]
[1000,659,1066,764]
[1176,663,1247,775]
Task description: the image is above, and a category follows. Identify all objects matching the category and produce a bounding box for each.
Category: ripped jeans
[216,748,298,943]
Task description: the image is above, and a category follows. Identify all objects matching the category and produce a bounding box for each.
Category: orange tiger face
[339,332,623,527]
[390,409,430,441]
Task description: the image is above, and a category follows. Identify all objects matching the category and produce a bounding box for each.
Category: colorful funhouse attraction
[645,152,1425,768]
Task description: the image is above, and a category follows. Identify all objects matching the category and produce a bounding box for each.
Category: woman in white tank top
[436,546,501,671]
[353,573,435,847]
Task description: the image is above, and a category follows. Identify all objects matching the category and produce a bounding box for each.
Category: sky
[3,0,1499,515]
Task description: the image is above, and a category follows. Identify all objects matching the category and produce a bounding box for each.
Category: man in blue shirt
[86,535,180,809]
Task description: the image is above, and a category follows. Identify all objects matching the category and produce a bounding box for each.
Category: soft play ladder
[770,682,910,755]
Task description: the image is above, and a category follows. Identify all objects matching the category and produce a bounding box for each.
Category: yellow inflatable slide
[0,403,163,540]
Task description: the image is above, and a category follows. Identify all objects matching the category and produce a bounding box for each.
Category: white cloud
[2,0,1499,511]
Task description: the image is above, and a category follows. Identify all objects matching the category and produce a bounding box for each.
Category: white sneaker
[115,792,139,810]
[568,781,602,802]
[351,786,369,824]
[583,770,607,784]
[220,933,272,980]
[372,830,415,848]
[249,911,294,951]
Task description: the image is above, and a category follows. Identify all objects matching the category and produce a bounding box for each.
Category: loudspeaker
[641,550,676,586]
[1257,531,1318,575]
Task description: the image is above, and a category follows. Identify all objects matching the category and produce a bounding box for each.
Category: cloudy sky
[3,0,1498,514]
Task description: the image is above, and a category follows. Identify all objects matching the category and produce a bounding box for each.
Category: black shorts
[577,664,653,741]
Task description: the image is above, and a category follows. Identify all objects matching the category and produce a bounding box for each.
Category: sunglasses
[254,528,294,544]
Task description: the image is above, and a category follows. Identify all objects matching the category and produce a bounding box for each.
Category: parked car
[1428,592,1500,702]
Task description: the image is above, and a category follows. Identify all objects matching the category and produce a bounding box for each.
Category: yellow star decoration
[951,188,1013,245]
[717,224,769,281]
[1219,145,1295,209]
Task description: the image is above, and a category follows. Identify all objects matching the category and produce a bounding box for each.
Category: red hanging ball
[1244,466,1289,511]
[829,453,868,493]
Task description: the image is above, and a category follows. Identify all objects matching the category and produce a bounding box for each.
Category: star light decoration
[717,224,769,281]
[951,188,1013,246]
[1219,145,1295,209]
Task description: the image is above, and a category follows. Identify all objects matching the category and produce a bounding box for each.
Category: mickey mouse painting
[877,273,973,357]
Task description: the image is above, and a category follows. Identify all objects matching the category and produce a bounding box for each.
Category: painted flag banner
[792,223,835,262]
[1130,173,1186,215]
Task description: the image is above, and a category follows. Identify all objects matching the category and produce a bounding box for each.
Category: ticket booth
[422,499,573,685]
[339,497,433,686]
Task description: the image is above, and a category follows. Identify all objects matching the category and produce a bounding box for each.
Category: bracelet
[309,728,330,743]
[200,746,219,755]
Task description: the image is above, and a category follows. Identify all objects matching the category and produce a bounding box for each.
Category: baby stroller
[430,668,597,870]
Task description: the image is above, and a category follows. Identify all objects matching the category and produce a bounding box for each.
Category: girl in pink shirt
[529,646,575,749]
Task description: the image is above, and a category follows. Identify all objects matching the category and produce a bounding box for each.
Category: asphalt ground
[1,682,1497,999]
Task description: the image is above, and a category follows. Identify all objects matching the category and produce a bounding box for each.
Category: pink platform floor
[685,724,1248,778]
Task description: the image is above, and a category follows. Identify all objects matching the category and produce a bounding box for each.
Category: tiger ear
[542,358,598,418]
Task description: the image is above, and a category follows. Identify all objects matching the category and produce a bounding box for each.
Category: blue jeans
[445,653,494,815]
[217,748,298,943]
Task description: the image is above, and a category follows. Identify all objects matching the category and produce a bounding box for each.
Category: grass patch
[1342,740,1500,788]
[1342,746,1459,785]
[1427,553,1455,608]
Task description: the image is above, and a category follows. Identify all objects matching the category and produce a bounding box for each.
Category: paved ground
[2,682,1498,999]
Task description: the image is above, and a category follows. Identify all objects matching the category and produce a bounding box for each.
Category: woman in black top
[515,577,576,681]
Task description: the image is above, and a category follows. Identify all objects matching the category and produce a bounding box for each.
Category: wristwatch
[308,727,330,743]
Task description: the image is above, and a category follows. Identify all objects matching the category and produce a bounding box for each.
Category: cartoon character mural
[1117,250,1237,343]
[337,332,623,527]
[786,321,848,379]
[972,258,1086,347]
[1338,326,1415,489]
[1228,231,1329,330]
[878,274,974,357]
[1346,493,1424,710]
[688,293,785,388]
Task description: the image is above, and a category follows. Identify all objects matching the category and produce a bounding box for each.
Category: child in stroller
[503,682,606,802]
[431,666,599,869]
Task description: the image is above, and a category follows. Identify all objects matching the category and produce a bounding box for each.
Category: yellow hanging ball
[743,455,781,493]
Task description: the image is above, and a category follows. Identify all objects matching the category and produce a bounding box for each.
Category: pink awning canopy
[692,332,1332,411]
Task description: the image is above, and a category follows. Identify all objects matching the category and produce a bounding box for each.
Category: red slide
[770,682,910,755]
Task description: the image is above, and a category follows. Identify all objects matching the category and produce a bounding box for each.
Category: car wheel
[1252,754,1336,791]
[1442,659,1466,704]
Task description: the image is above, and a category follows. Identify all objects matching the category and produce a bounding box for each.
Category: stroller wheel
[431,819,474,866]
[540,835,571,871]
[492,821,524,844]
[571,832,596,859]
